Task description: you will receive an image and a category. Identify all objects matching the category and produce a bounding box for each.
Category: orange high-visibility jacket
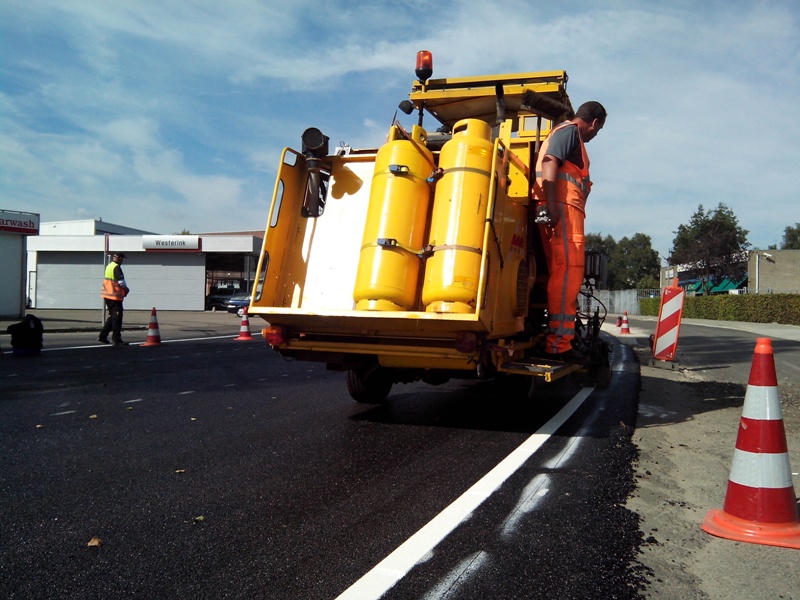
[532,121,592,213]
[101,261,127,301]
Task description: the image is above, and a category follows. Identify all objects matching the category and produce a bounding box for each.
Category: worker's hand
[534,206,553,224]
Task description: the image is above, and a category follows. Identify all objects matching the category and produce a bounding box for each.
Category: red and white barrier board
[652,280,684,362]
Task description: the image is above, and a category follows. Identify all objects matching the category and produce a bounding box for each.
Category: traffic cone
[234,307,253,341]
[141,307,162,347]
[620,311,631,335]
[701,338,800,549]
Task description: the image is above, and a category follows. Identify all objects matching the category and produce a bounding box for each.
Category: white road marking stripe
[123,399,143,404]
[500,473,551,538]
[34,335,238,352]
[497,404,596,539]
[50,410,76,416]
[336,386,594,600]
[422,550,489,600]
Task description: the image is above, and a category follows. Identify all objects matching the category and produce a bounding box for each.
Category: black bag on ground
[7,315,44,355]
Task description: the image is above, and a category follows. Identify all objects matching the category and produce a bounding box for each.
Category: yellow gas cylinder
[422,119,493,313]
[353,124,434,311]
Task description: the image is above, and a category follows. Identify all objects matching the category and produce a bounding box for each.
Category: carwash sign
[0,209,40,235]
[142,235,202,251]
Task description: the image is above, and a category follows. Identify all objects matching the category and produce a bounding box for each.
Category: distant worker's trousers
[100,299,124,342]
[539,204,585,354]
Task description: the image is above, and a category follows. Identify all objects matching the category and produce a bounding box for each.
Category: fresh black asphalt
[1,335,645,599]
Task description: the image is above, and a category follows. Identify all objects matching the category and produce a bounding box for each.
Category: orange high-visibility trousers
[539,203,585,354]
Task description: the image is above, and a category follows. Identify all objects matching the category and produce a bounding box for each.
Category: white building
[26,220,262,311]
[1,209,40,318]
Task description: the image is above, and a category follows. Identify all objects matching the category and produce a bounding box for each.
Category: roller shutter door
[36,252,102,309]
[35,252,206,310]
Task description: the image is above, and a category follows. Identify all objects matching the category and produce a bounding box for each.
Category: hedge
[639,293,800,326]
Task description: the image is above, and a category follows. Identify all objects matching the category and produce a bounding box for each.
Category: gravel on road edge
[627,343,800,600]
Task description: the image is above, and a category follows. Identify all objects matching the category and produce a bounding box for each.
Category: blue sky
[2,0,799,261]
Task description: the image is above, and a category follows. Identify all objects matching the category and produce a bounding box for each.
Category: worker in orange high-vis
[532,101,606,360]
[99,252,131,345]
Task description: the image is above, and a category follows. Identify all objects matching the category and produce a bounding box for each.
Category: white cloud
[1,0,798,256]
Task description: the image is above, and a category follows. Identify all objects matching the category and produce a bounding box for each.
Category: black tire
[346,367,393,404]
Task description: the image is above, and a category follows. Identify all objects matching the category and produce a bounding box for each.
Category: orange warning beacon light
[415,50,433,82]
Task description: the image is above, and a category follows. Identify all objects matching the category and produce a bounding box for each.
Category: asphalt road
[626,315,800,387]
[0,326,644,599]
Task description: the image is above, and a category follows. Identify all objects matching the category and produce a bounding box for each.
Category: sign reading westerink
[142,235,202,251]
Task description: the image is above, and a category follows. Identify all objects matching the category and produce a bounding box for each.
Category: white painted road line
[29,335,238,352]
[336,386,595,600]
[422,550,489,600]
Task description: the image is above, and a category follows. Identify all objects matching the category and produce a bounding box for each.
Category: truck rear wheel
[346,367,393,404]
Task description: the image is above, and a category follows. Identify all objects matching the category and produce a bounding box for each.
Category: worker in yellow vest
[532,101,606,360]
[99,252,131,345]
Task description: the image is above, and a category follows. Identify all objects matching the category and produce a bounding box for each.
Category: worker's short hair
[576,101,607,124]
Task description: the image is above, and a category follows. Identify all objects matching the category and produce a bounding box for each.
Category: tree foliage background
[585,232,660,289]
[781,223,800,250]
[667,203,749,292]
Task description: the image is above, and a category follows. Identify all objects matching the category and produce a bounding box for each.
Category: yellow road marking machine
[250,52,610,403]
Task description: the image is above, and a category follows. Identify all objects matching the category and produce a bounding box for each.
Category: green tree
[612,233,661,289]
[585,233,617,288]
[668,203,749,293]
[585,232,660,289]
[637,273,660,289]
[780,223,800,249]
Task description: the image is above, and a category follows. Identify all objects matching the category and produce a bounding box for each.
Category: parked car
[205,288,239,311]
[225,293,252,317]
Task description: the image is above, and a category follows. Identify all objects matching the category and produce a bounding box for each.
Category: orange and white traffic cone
[234,307,253,341]
[142,307,162,347]
[620,311,631,335]
[701,338,800,549]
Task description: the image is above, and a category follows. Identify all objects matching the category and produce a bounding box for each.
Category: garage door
[35,252,206,310]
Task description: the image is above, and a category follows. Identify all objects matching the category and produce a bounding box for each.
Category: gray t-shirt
[546,123,584,169]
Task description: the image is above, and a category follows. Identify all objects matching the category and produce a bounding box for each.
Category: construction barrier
[619,311,631,335]
[652,279,684,362]
[235,307,254,341]
[701,338,800,549]
[141,307,162,347]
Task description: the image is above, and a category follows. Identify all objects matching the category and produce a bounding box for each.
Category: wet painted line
[336,386,595,600]
[23,335,239,353]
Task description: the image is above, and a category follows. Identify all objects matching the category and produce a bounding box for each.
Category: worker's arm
[114,265,130,293]
[540,155,562,222]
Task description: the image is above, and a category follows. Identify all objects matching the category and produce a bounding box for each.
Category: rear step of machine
[497,359,582,383]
